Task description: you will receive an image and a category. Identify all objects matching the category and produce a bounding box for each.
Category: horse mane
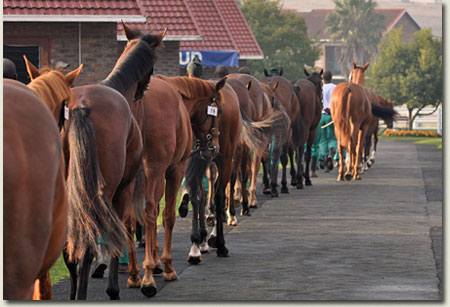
[100,33,158,98]
[155,75,217,99]
[27,70,72,111]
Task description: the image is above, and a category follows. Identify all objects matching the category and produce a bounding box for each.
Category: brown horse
[44,24,164,300]
[159,76,238,260]
[290,68,323,188]
[3,69,79,299]
[261,74,301,195]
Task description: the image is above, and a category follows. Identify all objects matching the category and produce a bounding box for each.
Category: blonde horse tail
[66,107,127,262]
[341,85,352,136]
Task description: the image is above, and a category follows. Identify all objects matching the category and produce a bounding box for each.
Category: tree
[240,0,320,80]
[325,0,384,77]
[368,28,442,130]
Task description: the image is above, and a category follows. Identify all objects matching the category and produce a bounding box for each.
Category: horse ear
[246,80,252,91]
[279,67,283,76]
[215,77,227,92]
[65,64,83,86]
[122,21,138,41]
[353,61,357,69]
[303,68,310,77]
[264,68,269,77]
[23,55,40,80]
[363,62,370,71]
[272,81,279,91]
[152,28,167,47]
[320,68,323,76]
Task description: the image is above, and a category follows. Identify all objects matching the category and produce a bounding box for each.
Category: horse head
[304,67,323,101]
[350,62,369,86]
[23,55,83,129]
[102,22,166,104]
[264,66,283,77]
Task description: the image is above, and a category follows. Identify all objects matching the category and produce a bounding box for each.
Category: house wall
[4,22,118,86]
[392,15,421,43]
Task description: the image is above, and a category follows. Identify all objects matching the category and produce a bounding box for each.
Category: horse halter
[58,99,69,131]
[191,96,221,159]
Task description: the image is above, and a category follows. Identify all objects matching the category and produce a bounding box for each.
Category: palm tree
[326,0,384,77]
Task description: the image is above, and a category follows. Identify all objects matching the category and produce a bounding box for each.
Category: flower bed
[383,129,441,137]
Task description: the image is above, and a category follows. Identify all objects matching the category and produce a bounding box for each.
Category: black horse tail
[291,85,305,147]
[371,103,398,121]
[66,107,127,262]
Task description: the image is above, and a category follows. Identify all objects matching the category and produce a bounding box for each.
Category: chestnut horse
[160,77,239,260]
[261,73,301,195]
[3,74,75,300]
[290,68,323,188]
[332,62,397,180]
[21,62,84,300]
[58,24,164,300]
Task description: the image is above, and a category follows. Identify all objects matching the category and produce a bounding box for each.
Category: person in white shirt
[318,70,338,171]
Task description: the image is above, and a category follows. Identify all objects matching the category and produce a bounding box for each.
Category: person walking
[318,70,338,172]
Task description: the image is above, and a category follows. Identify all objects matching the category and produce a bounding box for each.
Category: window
[325,45,342,77]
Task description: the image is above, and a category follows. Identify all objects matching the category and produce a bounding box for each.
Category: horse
[158,76,238,260]
[261,72,302,195]
[364,94,395,168]
[331,62,397,181]
[259,82,291,197]
[34,23,163,300]
[3,67,80,299]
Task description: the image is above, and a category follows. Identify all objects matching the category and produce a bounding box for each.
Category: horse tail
[183,150,209,202]
[291,85,304,147]
[66,107,126,262]
[371,103,398,121]
[339,85,352,136]
[239,108,277,154]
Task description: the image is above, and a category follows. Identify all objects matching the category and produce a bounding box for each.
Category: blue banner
[179,50,239,67]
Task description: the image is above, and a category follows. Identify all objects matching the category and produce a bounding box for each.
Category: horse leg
[354,129,365,180]
[226,170,238,226]
[280,144,290,193]
[33,271,51,300]
[198,187,210,254]
[125,216,141,288]
[75,248,95,300]
[261,155,272,194]
[161,168,184,281]
[206,164,216,227]
[304,133,314,186]
[337,144,345,181]
[214,178,230,257]
[296,142,304,189]
[289,145,298,186]
[63,246,78,300]
[346,134,357,181]
[370,128,378,163]
[363,133,371,170]
[241,150,252,216]
[188,182,203,264]
[140,172,164,297]
[269,145,281,197]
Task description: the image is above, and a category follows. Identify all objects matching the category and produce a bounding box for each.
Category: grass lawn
[379,135,442,149]
[50,189,184,284]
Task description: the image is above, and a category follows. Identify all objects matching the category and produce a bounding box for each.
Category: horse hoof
[296,183,303,189]
[233,199,240,208]
[290,180,298,187]
[337,176,344,181]
[240,209,251,217]
[206,214,215,228]
[345,174,352,181]
[208,236,217,249]
[153,262,163,275]
[305,179,312,186]
[178,194,189,217]
[200,242,210,254]
[227,216,238,226]
[217,247,230,257]
[163,271,178,281]
[127,276,142,288]
[188,255,202,265]
[271,190,279,197]
[141,284,157,298]
[106,288,120,300]
[281,186,289,193]
[91,262,107,278]
[263,188,271,194]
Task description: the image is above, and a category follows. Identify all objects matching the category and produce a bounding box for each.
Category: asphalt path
[52,139,442,301]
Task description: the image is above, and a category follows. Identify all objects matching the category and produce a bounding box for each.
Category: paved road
[52,140,442,301]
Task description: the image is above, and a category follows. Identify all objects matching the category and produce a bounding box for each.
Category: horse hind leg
[63,246,78,300]
[188,181,204,264]
[125,216,142,288]
[288,145,298,186]
[280,144,290,193]
[33,272,52,300]
[337,144,345,181]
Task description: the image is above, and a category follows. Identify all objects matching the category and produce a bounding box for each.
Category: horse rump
[66,107,127,261]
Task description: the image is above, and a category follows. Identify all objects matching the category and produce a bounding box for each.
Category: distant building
[297,9,421,82]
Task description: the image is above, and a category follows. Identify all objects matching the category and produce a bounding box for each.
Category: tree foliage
[240,0,320,80]
[367,28,442,129]
[325,0,384,77]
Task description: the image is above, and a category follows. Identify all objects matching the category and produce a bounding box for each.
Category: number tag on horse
[207,106,218,117]
[64,106,70,120]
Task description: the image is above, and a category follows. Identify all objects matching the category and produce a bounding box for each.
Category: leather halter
[191,96,220,159]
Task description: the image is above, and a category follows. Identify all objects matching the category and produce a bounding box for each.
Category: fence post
[437,105,442,135]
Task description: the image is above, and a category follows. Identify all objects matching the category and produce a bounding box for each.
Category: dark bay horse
[56,24,164,300]
[260,82,291,197]
[261,74,301,195]
[290,68,323,188]
[159,76,238,260]
[3,68,79,299]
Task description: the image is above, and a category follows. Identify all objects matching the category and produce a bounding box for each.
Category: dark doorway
[4,45,40,84]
